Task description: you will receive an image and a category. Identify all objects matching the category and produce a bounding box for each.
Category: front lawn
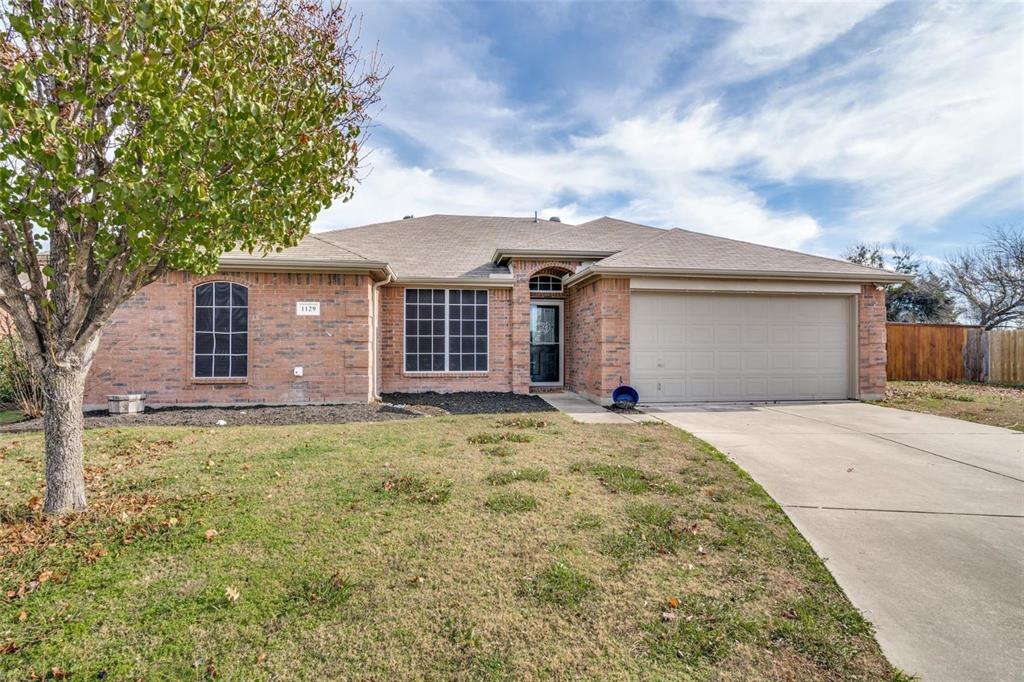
[0,411,21,427]
[878,381,1024,432]
[0,415,898,679]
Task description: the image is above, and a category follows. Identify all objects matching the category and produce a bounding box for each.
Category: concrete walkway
[645,401,1024,682]
[537,392,657,424]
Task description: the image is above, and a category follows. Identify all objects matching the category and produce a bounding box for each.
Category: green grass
[0,415,898,680]
[569,461,684,495]
[878,381,1024,432]
[0,410,23,426]
[485,491,537,514]
[479,444,514,458]
[484,467,548,486]
[493,416,549,429]
[524,561,594,608]
[467,431,532,444]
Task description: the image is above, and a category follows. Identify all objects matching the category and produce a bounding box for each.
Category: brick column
[511,269,532,394]
[858,284,887,400]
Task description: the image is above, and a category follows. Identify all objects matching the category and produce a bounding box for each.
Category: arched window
[529,274,563,292]
[194,282,248,378]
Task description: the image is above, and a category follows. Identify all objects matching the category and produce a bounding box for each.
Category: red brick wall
[509,260,581,393]
[378,285,514,393]
[858,284,887,399]
[84,271,372,408]
[565,277,630,403]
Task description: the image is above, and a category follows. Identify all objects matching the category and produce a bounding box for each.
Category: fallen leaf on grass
[204,529,219,542]
[18,611,27,622]
[225,586,240,603]
[667,596,680,609]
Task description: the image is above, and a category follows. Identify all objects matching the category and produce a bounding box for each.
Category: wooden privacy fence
[887,323,1024,385]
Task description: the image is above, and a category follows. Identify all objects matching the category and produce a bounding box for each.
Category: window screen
[404,289,446,372]
[404,289,488,372]
[194,282,248,378]
[448,289,488,371]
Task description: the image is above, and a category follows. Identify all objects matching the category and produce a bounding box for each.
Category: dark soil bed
[0,402,417,433]
[381,391,555,415]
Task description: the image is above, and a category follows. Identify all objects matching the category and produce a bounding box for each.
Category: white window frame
[403,288,489,374]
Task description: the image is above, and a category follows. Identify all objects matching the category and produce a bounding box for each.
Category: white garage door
[631,292,852,403]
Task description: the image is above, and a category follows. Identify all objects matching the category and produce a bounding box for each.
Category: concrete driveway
[645,402,1024,682]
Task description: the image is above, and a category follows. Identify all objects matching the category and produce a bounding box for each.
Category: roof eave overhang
[386,276,515,289]
[491,248,619,264]
[218,258,394,280]
[564,266,912,288]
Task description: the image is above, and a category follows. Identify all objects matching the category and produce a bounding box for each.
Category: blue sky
[313,0,1023,262]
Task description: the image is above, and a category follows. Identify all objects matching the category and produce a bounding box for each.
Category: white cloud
[694,0,890,82]
[317,0,1022,256]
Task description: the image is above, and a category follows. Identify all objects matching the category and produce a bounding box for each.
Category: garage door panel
[743,325,768,344]
[688,351,715,370]
[630,292,852,403]
[744,350,768,369]
[664,352,685,370]
[770,351,794,369]
[797,325,820,344]
[715,325,741,344]
[718,351,742,370]
[685,325,714,344]
[633,351,660,372]
[659,324,684,345]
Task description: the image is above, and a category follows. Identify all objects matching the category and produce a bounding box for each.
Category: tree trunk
[41,357,92,514]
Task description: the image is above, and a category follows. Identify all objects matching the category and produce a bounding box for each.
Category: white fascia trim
[629,277,862,295]
[390,277,515,288]
[491,248,619,263]
[565,266,910,287]
[218,258,393,277]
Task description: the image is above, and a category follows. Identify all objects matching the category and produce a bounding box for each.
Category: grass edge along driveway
[0,414,910,680]
[876,380,1024,432]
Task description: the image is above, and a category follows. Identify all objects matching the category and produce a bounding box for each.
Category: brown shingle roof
[514,217,664,253]
[317,215,566,279]
[586,228,907,281]
[220,234,381,270]
[217,214,906,283]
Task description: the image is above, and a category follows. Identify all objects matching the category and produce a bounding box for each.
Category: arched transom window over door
[194,282,248,378]
[529,274,563,292]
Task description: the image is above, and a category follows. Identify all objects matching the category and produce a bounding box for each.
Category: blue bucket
[612,385,639,407]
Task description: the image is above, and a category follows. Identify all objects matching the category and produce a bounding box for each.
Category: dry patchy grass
[0,415,901,680]
[879,381,1024,432]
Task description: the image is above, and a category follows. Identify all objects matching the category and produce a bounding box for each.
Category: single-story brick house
[84,215,907,409]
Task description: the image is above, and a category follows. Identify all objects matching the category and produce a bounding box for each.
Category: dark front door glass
[530,305,560,383]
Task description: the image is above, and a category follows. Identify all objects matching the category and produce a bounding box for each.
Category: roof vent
[403,215,414,220]
[549,216,561,223]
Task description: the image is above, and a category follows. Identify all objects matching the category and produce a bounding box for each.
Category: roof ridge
[315,214,574,237]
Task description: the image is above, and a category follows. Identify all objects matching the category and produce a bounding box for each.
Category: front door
[530,303,561,384]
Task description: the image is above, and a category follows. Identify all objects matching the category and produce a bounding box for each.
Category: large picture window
[405,289,488,372]
[194,282,248,378]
